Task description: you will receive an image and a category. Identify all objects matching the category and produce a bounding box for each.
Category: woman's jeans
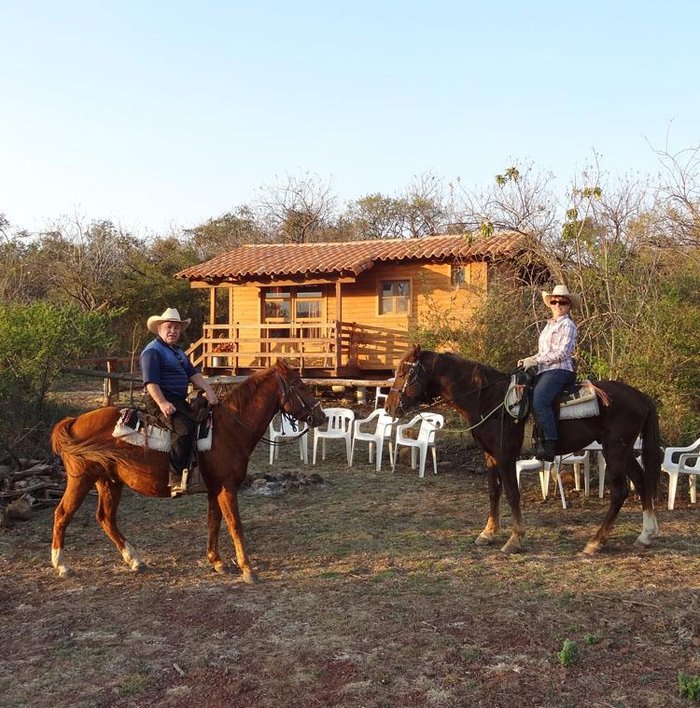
[532,369,575,441]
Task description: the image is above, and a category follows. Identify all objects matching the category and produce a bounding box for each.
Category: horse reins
[259,372,321,447]
[391,357,518,434]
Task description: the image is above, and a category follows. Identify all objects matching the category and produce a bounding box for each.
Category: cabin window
[295,287,323,320]
[264,289,291,321]
[451,265,467,287]
[379,280,410,315]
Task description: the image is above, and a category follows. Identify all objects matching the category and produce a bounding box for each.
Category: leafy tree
[341,194,407,240]
[185,205,266,260]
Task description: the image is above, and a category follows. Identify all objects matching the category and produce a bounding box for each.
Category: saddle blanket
[112,409,213,452]
[505,378,602,422]
[559,381,600,419]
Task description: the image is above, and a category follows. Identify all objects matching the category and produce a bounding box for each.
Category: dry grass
[1,401,699,707]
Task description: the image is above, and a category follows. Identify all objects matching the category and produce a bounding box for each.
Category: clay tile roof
[176,231,532,283]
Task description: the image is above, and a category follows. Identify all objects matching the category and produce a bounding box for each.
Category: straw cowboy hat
[147,307,191,334]
[541,284,580,309]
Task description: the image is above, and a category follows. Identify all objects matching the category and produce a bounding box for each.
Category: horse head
[386,344,430,417]
[274,359,325,427]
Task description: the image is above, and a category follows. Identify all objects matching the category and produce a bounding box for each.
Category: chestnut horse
[386,345,661,555]
[50,359,325,582]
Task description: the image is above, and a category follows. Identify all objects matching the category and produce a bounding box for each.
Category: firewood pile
[0,459,66,527]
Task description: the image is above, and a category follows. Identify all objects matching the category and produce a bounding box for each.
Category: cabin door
[262,286,325,358]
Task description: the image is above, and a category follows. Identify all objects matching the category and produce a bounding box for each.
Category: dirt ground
[1,390,699,708]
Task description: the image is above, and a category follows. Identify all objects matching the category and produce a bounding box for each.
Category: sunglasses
[549,299,570,306]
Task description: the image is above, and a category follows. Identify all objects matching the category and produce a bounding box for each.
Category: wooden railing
[187,322,342,374]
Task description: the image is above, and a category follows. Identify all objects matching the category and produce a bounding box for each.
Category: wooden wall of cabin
[339,260,487,371]
[203,259,488,372]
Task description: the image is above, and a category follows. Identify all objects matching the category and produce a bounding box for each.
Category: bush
[0,302,114,457]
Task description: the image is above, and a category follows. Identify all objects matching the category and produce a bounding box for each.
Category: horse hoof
[241,570,257,584]
[582,541,602,556]
[633,539,652,551]
[212,561,227,575]
[57,566,71,578]
[474,534,493,546]
[500,540,522,554]
[131,561,146,572]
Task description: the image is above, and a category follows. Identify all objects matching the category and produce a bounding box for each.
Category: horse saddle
[505,375,603,422]
[112,409,214,452]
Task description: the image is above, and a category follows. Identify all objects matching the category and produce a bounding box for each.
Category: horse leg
[582,449,631,555]
[499,459,525,554]
[625,458,660,549]
[206,491,227,574]
[217,484,255,583]
[51,473,95,577]
[94,479,145,571]
[475,453,502,546]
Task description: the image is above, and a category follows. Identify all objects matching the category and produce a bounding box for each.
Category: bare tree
[652,138,700,248]
[402,172,448,237]
[37,217,141,311]
[255,172,336,244]
[454,160,559,240]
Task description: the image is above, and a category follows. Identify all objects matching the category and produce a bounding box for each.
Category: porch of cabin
[186,320,408,378]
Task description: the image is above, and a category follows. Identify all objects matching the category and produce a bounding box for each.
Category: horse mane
[218,366,277,412]
[426,350,506,380]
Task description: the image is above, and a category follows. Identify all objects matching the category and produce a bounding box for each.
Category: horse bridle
[388,360,425,416]
[275,371,322,427]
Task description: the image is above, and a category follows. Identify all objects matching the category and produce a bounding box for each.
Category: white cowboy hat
[541,284,580,309]
[147,307,191,334]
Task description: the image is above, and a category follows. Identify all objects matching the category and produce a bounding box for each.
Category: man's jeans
[145,396,196,477]
[532,369,575,441]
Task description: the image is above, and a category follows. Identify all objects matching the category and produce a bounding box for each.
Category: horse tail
[51,417,122,480]
[640,395,662,504]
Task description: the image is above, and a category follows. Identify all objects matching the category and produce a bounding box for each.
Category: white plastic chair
[268,413,309,465]
[516,457,567,508]
[312,407,355,465]
[392,412,444,478]
[374,378,394,409]
[350,407,396,471]
[662,437,700,510]
[552,450,591,497]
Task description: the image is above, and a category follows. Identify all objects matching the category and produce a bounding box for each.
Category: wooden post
[335,281,342,375]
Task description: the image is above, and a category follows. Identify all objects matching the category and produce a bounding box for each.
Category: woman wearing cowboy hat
[517,285,580,462]
[140,307,219,496]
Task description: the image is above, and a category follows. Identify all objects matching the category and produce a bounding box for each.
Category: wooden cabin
[176,231,536,378]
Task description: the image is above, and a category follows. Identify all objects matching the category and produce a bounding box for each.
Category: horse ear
[413,343,422,356]
[275,358,289,372]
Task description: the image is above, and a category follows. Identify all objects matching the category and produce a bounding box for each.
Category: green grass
[557,639,579,667]
[678,672,700,701]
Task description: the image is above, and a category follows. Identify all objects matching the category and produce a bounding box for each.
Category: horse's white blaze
[121,541,142,569]
[636,509,659,547]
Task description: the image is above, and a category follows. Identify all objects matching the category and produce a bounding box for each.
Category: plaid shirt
[535,314,577,372]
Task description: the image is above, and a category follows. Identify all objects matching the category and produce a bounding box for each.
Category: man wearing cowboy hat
[140,307,219,496]
[517,285,579,462]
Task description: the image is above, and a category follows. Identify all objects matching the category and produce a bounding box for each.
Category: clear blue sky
[2,1,699,236]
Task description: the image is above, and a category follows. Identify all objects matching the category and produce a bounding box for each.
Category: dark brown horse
[386,345,662,555]
[50,360,325,582]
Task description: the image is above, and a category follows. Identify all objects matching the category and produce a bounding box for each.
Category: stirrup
[169,469,189,497]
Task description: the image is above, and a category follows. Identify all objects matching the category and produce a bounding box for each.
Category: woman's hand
[518,355,539,369]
